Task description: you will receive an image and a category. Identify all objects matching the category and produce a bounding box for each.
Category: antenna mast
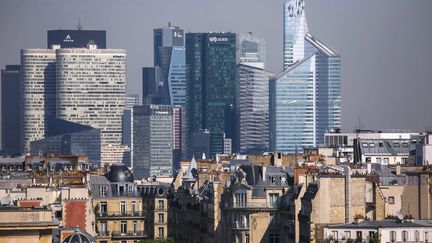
[77,17,83,30]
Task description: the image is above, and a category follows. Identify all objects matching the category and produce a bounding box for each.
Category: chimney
[367,163,372,174]
[396,165,401,176]
[262,166,266,181]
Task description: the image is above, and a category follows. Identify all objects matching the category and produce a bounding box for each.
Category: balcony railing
[111,231,147,238]
[223,202,278,209]
[155,207,165,211]
[97,231,110,237]
[97,211,146,218]
[155,221,166,225]
[232,221,249,230]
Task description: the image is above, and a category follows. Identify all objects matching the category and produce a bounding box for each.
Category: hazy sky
[1,0,431,132]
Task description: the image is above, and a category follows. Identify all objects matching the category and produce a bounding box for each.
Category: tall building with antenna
[47,20,106,49]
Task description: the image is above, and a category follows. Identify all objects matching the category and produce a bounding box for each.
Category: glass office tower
[283,0,308,69]
[271,0,341,153]
[1,65,22,155]
[186,32,237,144]
[133,105,173,179]
[235,33,273,154]
[153,23,186,106]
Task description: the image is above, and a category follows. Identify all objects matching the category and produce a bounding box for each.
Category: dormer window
[100,186,107,197]
[270,176,276,184]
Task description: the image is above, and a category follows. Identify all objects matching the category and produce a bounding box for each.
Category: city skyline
[1,0,432,133]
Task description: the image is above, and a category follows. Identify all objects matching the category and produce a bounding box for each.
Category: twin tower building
[16,0,340,178]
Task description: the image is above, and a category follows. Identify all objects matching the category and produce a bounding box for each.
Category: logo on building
[209,37,228,43]
[173,31,183,38]
[63,34,74,43]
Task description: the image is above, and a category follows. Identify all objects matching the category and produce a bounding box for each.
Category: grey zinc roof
[360,139,411,156]
[0,157,24,164]
[326,219,432,229]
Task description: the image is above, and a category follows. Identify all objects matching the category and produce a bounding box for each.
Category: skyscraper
[271,1,341,153]
[122,94,139,168]
[56,46,126,166]
[283,0,308,69]
[47,29,106,49]
[142,66,164,104]
[1,65,22,155]
[21,49,56,153]
[235,33,273,154]
[153,23,186,106]
[133,105,173,179]
[186,32,237,146]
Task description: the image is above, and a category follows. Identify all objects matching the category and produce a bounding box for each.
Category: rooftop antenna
[77,17,83,30]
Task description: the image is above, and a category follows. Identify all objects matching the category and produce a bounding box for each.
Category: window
[378,142,383,148]
[270,176,276,184]
[119,185,125,196]
[100,202,107,214]
[356,231,362,239]
[269,233,279,243]
[394,142,400,147]
[235,192,247,207]
[128,185,133,195]
[158,227,164,237]
[388,196,395,204]
[132,221,137,234]
[100,186,107,197]
[269,193,278,208]
[369,143,376,148]
[383,158,389,164]
[402,142,409,148]
[245,233,250,243]
[390,231,396,242]
[120,221,127,235]
[158,200,164,210]
[366,157,371,162]
[158,213,164,223]
[369,231,375,239]
[376,157,381,164]
[131,201,136,212]
[425,232,429,243]
[362,143,369,148]
[402,230,407,241]
[100,221,107,235]
[344,231,351,239]
[120,201,126,214]
[415,230,420,242]
[332,231,338,240]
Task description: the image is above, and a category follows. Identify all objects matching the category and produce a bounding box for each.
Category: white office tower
[21,49,56,153]
[56,47,126,166]
[283,0,309,69]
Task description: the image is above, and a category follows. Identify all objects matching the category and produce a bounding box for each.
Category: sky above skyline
[1,0,432,132]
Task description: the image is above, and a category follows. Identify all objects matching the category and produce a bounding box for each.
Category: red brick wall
[17,200,42,207]
[64,200,86,229]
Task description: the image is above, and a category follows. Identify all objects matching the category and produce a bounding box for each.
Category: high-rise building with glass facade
[235,33,273,154]
[1,65,22,155]
[186,32,237,146]
[236,64,273,154]
[133,105,173,179]
[153,23,186,106]
[122,94,139,168]
[271,0,341,153]
[21,49,56,153]
[283,0,308,69]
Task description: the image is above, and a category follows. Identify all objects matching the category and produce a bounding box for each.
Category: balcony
[222,202,278,211]
[232,220,250,230]
[96,231,110,238]
[97,211,146,219]
[155,220,166,225]
[155,207,166,212]
[111,231,147,239]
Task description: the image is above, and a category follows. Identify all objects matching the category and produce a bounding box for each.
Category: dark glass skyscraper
[47,29,106,49]
[153,23,186,106]
[1,65,21,155]
[142,66,164,104]
[186,32,237,143]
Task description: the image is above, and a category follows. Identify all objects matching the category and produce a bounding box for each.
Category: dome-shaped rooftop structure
[105,163,134,183]
[62,229,95,243]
